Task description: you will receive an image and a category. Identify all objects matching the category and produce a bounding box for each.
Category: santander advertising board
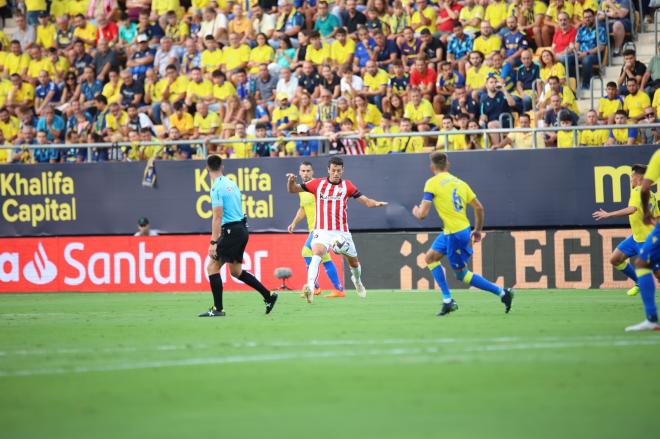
[0,235,340,293]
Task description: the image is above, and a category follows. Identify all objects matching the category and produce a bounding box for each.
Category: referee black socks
[209,273,223,311]
[238,271,272,301]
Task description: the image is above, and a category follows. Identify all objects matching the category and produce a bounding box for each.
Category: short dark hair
[632,164,648,175]
[622,49,636,57]
[420,28,431,36]
[559,111,573,123]
[95,95,107,105]
[255,122,267,131]
[328,156,344,168]
[207,154,223,171]
[615,109,628,117]
[301,160,313,167]
[430,152,448,170]
[548,75,560,83]
[519,113,531,121]
[607,81,617,88]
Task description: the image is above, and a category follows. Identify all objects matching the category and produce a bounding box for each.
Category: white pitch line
[0,335,638,358]
[0,338,658,378]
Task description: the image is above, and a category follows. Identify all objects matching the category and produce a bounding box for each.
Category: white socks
[308,255,322,292]
[350,264,362,285]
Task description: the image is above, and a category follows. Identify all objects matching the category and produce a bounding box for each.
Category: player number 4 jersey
[302,178,361,232]
[423,172,476,234]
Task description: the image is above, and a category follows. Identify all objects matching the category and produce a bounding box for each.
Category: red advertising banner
[0,235,343,293]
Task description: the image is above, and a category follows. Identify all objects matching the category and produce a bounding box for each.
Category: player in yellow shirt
[5,41,29,76]
[330,29,355,67]
[169,101,194,137]
[185,67,213,106]
[287,161,344,297]
[623,78,651,122]
[599,81,624,123]
[593,164,659,300]
[193,102,221,138]
[412,151,514,316]
[578,110,609,146]
[411,0,437,34]
[73,14,97,48]
[472,21,502,59]
[627,149,660,330]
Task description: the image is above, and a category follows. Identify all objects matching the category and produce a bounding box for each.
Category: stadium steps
[576,27,658,114]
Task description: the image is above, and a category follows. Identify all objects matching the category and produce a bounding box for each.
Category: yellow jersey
[459,5,484,33]
[0,115,20,141]
[423,172,476,234]
[368,126,399,154]
[298,105,318,128]
[411,6,437,33]
[201,49,224,72]
[331,39,356,65]
[578,129,608,146]
[540,62,566,82]
[623,91,651,120]
[484,1,508,28]
[363,69,390,93]
[557,129,576,148]
[222,45,251,71]
[12,82,35,106]
[169,112,194,135]
[27,58,55,79]
[466,65,494,90]
[299,191,316,230]
[272,104,299,129]
[645,149,660,184]
[36,23,57,49]
[102,81,122,104]
[437,130,468,150]
[73,22,97,45]
[0,78,12,109]
[228,135,254,158]
[186,79,213,103]
[5,53,29,76]
[160,76,189,103]
[67,0,89,16]
[546,2,574,24]
[25,0,46,10]
[599,96,624,120]
[473,35,502,57]
[105,111,128,131]
[393,134,424,153]
[50,0,68,17]
[357,104,382,127]
[404,99,436,125]
[213,81,237,100]
[249,45,275,74]
[629,186,659,242]
[305,44,331,65]
[193,111,221,134]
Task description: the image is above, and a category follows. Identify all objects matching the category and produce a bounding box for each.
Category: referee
[199,155,278,317]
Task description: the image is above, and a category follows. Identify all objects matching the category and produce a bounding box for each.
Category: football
[331,236,349,255]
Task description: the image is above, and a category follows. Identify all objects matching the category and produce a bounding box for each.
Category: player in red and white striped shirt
[287,156,388,303]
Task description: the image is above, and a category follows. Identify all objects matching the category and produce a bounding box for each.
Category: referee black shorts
[216,219,249,263]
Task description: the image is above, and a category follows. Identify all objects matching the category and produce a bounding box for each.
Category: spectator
[354,94,382,130]
[223,33,251,73]
[169,101,193,138]
[0,107,21,143]
[228,4,251,45]
[543,94,579,147]
[480,74,516,145]
[297,92,319,133]
[434,61,465,113]
[330,28,355,69]
[297,61,321,100]
[105,102,129,140]
[419,29,443,69]
[368,112,399,154]
[472,21,501,62]
[227,121,253,158]
[494,113,543,149]
[96,15,119,47]
[34,71,61,116]
[574,9,605,91]
[33,130,58,163]
[153,37,179,78]
[404,87,436,131]
[164,10,188,45]
[537,49,566,97]
[373,30,399,71]
[71,39,93,75]
[119,69,145,108]
[275,67,298,101]
[181,37,201,76]
[458,0,484,36]
[7,74,35,111]
[600,0,632,56]
[579,109,610,147]
[316,88,338,124]
[556,110,579,148]
[200,35,223,75]
[465,51,491,98]
[450,86,479,123]
[410,56,437,101]
[252,123,277,157]
[127,34,156,79]
[361,60,389,110]
[198,7,226,41]
[135,217,159,236]
[484,0,508,32]
[93,39,120,82]
[314,1,341,39]
[502,15,528,67]
[55,15,74,51]
[36,14,56,49]
[518,0,547,49]
[541,75,578,114]
[641,42,660,97]
[12,15,36,50]
[640,108,660,144]
[437,116,467,150]
[319,64,341,99]
[385,61,410,112]
[251,5,276,41]
[248,33,275,75]
[399,27,422,68]
[126,103,153,133]
[515,49,539,112]
[254,64,278,106]
[623,78,651,122]
[599,81,624,124]
[553,12,577,69]
[305,32,331,66]
[272,92,299,135]
[392,118,424,152]
[618,49,647,96]
[341,0,367,36]
[354,26,376,71]
[607,110,638,145]
[271,0,304,47]
[73,14,97,48]
[193,102,221,141]
[293,124,319,156]
[436,0,462,39]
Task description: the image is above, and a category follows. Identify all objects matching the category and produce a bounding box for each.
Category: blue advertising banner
[0,145,656,237]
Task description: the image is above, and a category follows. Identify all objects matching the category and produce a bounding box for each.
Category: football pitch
[1,290,658,439]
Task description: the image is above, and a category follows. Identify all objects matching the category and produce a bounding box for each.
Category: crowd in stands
[0,0,658,163]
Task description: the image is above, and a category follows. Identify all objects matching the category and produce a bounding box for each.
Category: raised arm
[287,173,304,193]
[469,197,484,243]
[592,206,636,220]
[355,195,388,208]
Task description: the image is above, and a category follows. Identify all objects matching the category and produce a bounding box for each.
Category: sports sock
[615,261,638,282]
[308,255,322,292]
[238,271,271,301]
[350,264,362,284]
[636,269,658,322]
[304,256,312,268]
[428,261,452,302]
[209,273,223,310]
[323,260,343,291]
[457,269,503,296]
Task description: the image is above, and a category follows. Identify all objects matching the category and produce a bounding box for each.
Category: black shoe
[501,288,514,313]
[198,307,226,317]
[437,299,458,316]
[265,292,278,315]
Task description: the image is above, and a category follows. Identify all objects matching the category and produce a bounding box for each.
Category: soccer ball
[331,237,350,255]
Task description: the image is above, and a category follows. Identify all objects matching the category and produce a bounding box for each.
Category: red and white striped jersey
[301,178,362,232]
[343,139,366,155]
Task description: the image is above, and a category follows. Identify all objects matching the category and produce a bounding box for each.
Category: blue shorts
[616,235,642,257]
[608,18,632,33]
[431,227,473,270]
[304,232,313,249]
[639,223,660,269]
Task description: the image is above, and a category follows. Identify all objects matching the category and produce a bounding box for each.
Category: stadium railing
[1,123,659,160]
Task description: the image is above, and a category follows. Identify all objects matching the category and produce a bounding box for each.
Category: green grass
[0,290,658,439]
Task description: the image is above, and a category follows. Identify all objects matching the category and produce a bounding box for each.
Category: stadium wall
[0,145,656,237]
[0,229,643,292]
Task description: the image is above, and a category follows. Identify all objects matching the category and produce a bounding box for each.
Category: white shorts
[311,229,358,258]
